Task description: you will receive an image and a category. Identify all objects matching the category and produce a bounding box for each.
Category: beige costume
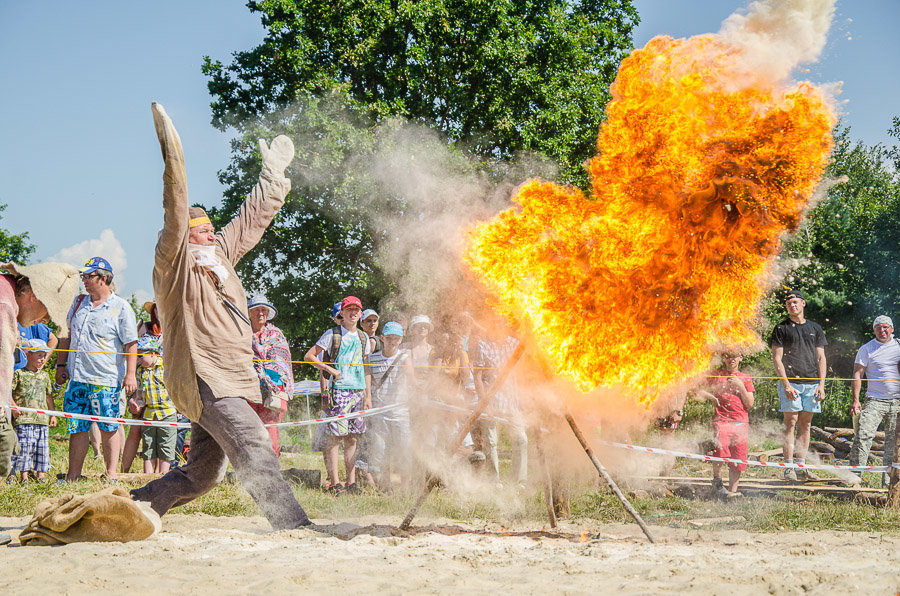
[151,108,289,422]
[131,103,309,531]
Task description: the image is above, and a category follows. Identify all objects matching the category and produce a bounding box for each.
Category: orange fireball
[465,34,835,405]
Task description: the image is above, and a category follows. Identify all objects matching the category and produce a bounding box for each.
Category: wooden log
[808,441,835,454]
[825,427,886,442]
[809,426,832,441]
[749,448,782,463]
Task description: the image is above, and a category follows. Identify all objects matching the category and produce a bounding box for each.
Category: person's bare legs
[782,412,799,462]
[795,411,814,461]
[100,428,121,478]
[728,467,742,493]
[324,435,342,486]
[343,435,358,485]
[89,423,101,458]
[121,426,142,473]
[66,431,90,481]
[157,459,170,474]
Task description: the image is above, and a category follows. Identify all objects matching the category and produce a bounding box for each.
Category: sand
[3,513,898,594]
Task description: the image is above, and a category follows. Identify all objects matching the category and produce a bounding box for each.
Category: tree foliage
[756,121,900,377]
[202,0,639,354]
[0,203,35,264]
[204,0,638,187]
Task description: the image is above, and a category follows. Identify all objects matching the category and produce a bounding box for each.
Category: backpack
[326,325,369,384]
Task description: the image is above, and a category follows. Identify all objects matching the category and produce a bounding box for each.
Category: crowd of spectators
[3,257,530,495]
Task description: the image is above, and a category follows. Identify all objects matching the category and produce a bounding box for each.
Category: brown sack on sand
[19,486,161,546]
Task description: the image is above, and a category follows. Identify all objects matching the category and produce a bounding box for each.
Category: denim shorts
[778,382,822,413]
[64,381,122,433]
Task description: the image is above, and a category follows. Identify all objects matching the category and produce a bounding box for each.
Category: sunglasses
[80,273,100,280]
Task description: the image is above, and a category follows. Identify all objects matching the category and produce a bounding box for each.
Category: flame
[580,527,588,542]
[465,34,835,405]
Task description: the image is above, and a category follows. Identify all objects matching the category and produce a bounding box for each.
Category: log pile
[810,425,886,460]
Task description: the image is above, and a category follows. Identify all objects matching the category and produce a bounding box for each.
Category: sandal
[326,483,346,496]
[345,482,362,495]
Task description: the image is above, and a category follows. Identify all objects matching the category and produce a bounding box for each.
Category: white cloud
[50,228,129,290]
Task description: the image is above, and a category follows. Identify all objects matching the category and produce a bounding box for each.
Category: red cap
[340,296,363,311]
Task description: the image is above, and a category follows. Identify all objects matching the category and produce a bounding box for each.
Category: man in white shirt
[847,315,900,486]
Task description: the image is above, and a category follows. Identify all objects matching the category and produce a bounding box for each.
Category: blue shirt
[66,292,138,387]
[14,323,52,371]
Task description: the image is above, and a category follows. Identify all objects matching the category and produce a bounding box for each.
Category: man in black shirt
[771,290,827,482]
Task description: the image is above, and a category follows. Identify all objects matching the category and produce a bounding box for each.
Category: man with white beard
[845,315,900,487]
[130,103,311,531]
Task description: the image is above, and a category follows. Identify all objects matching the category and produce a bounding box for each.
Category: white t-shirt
[855,337,900,400]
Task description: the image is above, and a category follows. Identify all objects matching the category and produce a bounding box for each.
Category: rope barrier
[5,403,403,429]
[32,347,894,381]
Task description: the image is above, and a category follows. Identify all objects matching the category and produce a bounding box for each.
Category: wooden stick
[889,412,900,509]
[400,343,526,530]
[534,431,557,528]
[564,411,656,544]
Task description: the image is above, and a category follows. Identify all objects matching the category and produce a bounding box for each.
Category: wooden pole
[888,412,900,509]
[400,343,526,530]
[564,411,656,544]
[534,431,557,528]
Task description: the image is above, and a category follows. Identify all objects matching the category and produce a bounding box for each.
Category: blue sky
[1,1,897,302]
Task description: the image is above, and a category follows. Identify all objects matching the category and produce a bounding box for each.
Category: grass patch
[3,424,900,535]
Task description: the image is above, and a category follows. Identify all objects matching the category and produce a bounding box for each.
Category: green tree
[741,120,900,427]
[204,0,638,186]
[202,0,639,354]
[0,203,35,264]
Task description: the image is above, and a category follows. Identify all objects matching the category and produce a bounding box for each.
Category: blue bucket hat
[382,321,404,337]
[79,256,113,274]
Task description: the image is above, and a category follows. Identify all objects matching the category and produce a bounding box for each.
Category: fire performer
[130,103,311,530]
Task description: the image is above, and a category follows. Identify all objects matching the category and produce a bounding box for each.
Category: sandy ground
[3,513,899,595]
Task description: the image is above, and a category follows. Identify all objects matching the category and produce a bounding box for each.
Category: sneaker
[712,477,724,490]
[726,491,743,500]
[468,450,486,464]
[326,483,345,496]
[842,474,862,488]
[784,469,798,482]
[715,486,730,500]
[797,468,820,482]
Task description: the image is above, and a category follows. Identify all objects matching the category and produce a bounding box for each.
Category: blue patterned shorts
[64,381,121,434]
[326,389,366,436]
[11,424,49,472]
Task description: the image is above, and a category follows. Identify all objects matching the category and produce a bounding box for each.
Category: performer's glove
[259,135,295,180]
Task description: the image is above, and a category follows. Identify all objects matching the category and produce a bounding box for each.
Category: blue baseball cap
[382,321,404,337]
[331,302,342,318]
[80,256,113,274]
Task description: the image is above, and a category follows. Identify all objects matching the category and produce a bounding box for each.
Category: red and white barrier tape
[594,439,896,472]
[5,403,402,429]
[10,402,898,472]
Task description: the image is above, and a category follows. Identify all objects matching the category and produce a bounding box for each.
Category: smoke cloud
[718,0,836,84]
